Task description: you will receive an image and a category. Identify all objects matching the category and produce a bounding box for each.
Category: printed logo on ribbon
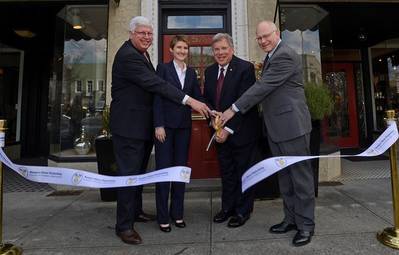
[274,158,287,169]
[365,148,379,156]
[18,167,28,178]
[126,178,137,185]
[71,172,83,185]
[180,168,190,182]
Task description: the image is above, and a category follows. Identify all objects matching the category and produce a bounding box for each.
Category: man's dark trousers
[112,133,153,232]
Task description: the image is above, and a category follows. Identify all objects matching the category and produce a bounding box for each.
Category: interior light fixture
[71,9,83,30]
[14,29,36,38]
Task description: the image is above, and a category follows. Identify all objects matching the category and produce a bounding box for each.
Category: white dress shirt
[173,60,187,89]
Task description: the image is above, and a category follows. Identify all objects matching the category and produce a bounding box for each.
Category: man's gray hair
[129,16,153,32]
[212,33,234,48]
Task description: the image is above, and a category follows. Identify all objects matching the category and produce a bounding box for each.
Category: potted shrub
[305,82,334,121]
[305,82,334,196]
[95,106,118,201]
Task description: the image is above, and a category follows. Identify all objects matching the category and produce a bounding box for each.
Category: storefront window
[0,48,22,145]
[48,5,107,158]
[281,4,365,148]
[371,39,399,131]
[280,5,327,85]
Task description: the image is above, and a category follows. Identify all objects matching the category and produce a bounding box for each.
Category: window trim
[75,80,82,93]
[96,79,105,92]
[86,79,94,96]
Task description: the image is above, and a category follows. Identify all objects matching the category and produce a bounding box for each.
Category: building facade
[1,0,399,178]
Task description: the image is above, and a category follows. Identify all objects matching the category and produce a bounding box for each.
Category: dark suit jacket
[110,40,186,140]
[235,41,312,143]
[204,55,261,147]
[153,61,202,129]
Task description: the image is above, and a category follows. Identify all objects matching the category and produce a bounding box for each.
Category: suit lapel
[263,58,271,72]
[263,41,284,73]
[220,57,236,101]
[127,40,156,71]
[168,62,182,89]
[209,64,219,99]
[183,68,192,93]
[145,52,156,72]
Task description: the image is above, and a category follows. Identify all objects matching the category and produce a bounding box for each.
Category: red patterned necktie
[215,67,225,110]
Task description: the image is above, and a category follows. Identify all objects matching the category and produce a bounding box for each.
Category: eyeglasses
[134,31,153,38]
[255,30,276,42]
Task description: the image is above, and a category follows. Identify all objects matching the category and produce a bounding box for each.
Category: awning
[280,4,328,32]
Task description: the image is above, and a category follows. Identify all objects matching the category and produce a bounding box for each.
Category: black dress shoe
[159,224,172,233]
[227,214,249,228]
[135,212,156,222]
[292,230,313,247]
[213,210,234,223]
[269,221,297,234]
[174,220,186,228]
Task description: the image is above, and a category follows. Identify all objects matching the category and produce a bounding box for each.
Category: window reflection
[167,16,223,29]
[371,40,399,130]
[282,30,322,84]
[49,5,107,157]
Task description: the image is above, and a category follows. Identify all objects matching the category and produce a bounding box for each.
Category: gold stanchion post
[0,120,23,254]
[377,110,399,249]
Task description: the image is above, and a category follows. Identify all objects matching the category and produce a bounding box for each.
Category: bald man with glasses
[220,20,315,247]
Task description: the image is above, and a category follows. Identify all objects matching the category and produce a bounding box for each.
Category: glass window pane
[167,15,223,29]
[49,5,107,157]
[0,51,20,144]
[371,41,399,130]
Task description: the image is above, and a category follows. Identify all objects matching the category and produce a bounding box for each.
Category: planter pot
[95,137,118,202]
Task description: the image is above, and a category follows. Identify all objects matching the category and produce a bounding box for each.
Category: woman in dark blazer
[153,35,202,232]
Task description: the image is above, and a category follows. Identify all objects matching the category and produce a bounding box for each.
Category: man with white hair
[110,16,210,245]
[221,20,315,246]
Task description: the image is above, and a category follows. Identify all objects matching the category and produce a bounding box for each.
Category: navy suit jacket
[153,61,202,129]
[203,55,261,147]
[110,40,186,140]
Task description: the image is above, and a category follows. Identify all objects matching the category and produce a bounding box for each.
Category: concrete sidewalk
[3,173,399,254]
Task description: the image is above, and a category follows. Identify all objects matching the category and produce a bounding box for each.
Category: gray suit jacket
[235,41,311,143]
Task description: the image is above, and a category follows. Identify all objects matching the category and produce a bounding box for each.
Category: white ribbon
[1,121,397,191]
[242,121,399,192]
[0,146,191,188]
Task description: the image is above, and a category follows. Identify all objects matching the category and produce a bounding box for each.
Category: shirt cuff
[231,104,240,113]
[224,126,234,134]
[182,95,190,105]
